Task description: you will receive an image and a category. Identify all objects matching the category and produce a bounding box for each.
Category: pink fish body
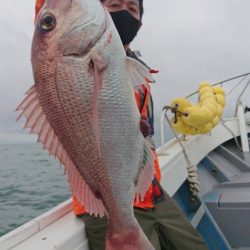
[17,0,155,249]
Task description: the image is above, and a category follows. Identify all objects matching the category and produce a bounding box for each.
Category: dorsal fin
[16,85,107,217]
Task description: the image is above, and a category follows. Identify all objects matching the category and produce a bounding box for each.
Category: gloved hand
[140,114,151,137]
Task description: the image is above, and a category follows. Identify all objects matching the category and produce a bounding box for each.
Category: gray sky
[1,0,250,144]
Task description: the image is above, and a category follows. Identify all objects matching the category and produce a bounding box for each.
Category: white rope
[164,111,200,199]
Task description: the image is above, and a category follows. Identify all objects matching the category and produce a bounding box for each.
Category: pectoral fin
[91,54,110,156]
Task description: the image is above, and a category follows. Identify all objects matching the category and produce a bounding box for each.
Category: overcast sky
[1,0,250,144]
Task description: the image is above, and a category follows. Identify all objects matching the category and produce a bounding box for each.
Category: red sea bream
[17,0,155,249]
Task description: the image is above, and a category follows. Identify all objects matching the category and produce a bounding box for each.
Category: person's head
[100,0,143,49]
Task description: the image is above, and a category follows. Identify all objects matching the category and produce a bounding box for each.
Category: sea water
[0,129,166,237]
[0,144,71,236]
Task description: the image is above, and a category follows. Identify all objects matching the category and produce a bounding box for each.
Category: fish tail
[106,223,154,250]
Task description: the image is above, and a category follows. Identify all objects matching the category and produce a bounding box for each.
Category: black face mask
[110,10,141,46]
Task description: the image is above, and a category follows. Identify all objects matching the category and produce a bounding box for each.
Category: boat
[1,74,250,250]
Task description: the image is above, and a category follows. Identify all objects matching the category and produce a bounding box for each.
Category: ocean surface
[0,144,71,237]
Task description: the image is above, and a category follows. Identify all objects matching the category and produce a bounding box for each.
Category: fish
[16,0,155,249]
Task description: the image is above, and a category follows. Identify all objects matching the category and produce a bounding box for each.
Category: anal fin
[134,139,155,202]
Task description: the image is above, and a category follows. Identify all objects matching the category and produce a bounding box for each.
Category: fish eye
[40,13,56,32]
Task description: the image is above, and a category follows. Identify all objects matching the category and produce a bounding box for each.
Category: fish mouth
[62,12,108,58]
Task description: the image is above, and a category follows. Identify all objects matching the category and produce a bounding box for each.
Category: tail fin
[106,223,154,250]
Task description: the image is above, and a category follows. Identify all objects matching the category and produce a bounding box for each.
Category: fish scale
[55,60,110,190]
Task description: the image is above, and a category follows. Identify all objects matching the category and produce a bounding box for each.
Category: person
[34,1,208,249]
